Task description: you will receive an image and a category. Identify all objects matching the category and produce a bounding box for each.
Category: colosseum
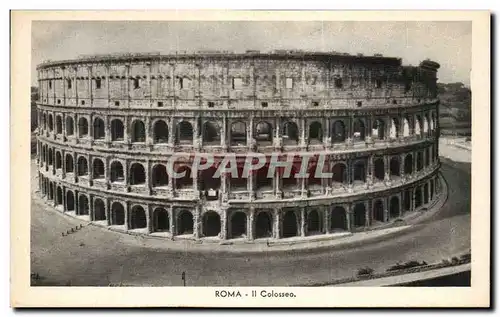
[35,50,442,243]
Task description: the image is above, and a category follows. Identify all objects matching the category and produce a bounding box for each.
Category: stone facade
[36,51,441,241]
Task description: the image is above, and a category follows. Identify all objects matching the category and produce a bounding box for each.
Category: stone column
[299,117,306,147]
[324,206,330,234]
[88,66,93,106]
[247,207,255,241]
[106,65,110,105]
[274,208,281,239]
[193,116,200,148]
[126,64,131,106]
[124,202,130,230]
[169,206,175,237]
[300,207,306,237]
[221,114,227,149]
[383,198,389,222]
[364,201,371,227]
[193,205,201,239]
[384,155,391,183]
[168,117,174,145]
[220,209,227,240]
[411,187,416,211]
[400,153,406,181]
[346,204,353,232]
[146,206,152,234]
[247,115,254,148]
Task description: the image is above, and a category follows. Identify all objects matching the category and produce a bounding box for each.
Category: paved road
[30,160,470,286]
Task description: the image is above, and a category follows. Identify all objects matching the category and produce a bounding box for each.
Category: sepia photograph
[10,10,490,307]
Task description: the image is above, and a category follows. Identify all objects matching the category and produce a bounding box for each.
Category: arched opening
[152,164,168,187]
[353,203,366,227]
[353,160,366,183]
[131,120,146,142]
[330,206,347,231]
[307,209,322,235]
[353,119,365,141]
[282,210,298,238]
[153,120,169,143]
[200,166,221,198]
[308,121,323,144]
[373,200,384,222]
[256,164,273,190]
[425,148,430,167]
[403,117,411,137]
[94,199,106,221]
[130,163,146,185]
[415,116,422,136]
[230,212,247,238]
[174,165,193,189]
[55,152,62,169]
[417,152,423,171]
[404,154,413,175]
[281,164,299,190]
[48,148,53,165]
[202,121,220,145]
[110,161,124,182]
[130,205,147,229]
[111,119,124,141]
[177,210,194,235]
[48,114,54,131]
[78,195,89,215]
[153,207,169,232]
[56,187,63,206]
[230,166,247,191]
[372,119,385,140]
[430,180,435,201]
[390,156,400,176]
[308,162,322,189]
[93,117,105,139]
[202,212,221,237]
[282,121,299,145]
[390,196,400,218]
[230,121,247,145]
[111,202,125,225]
[424,183,429,204]
[55,116,62,134]
[331,120,346,143]
[415,187,423,208]
[255,121,273,145]
[66,191,75,212]
[404,190,412,212]
[78,117,89,137]
[255,211,273,238]
[48,182,54,200]
[77,156,88,176]
[177,121,193,144]
[65,116,74,135]
[373,158,385,181]
[331,163,347,185]
[93,158,105,179]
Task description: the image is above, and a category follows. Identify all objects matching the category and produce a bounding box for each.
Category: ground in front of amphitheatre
[29,138,471,286]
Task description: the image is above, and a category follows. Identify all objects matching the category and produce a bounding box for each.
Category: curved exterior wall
[36,52,442,241]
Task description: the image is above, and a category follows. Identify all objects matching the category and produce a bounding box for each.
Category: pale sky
[31,21,471,86]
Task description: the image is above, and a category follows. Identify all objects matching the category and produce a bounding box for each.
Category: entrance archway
[255,211,273,238]
[390,196,400,218]
[56,187,63,206]
[130,206,147,229]
[153,207,169,232]
[415,187,423,208]
[353,203,366,227]
[390,156,400,176]
[177,210,194,235]
[230,212,246,238]
[282,210,298,238]
[307,209,321,235]
[78,195,89,215]
[94,199,106,221]
[330,206,347,231]
[66,191,75,212]
[111,202,125,225]
[202,212,221,237]
[424,183,429,204]
[373,199,384,222]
